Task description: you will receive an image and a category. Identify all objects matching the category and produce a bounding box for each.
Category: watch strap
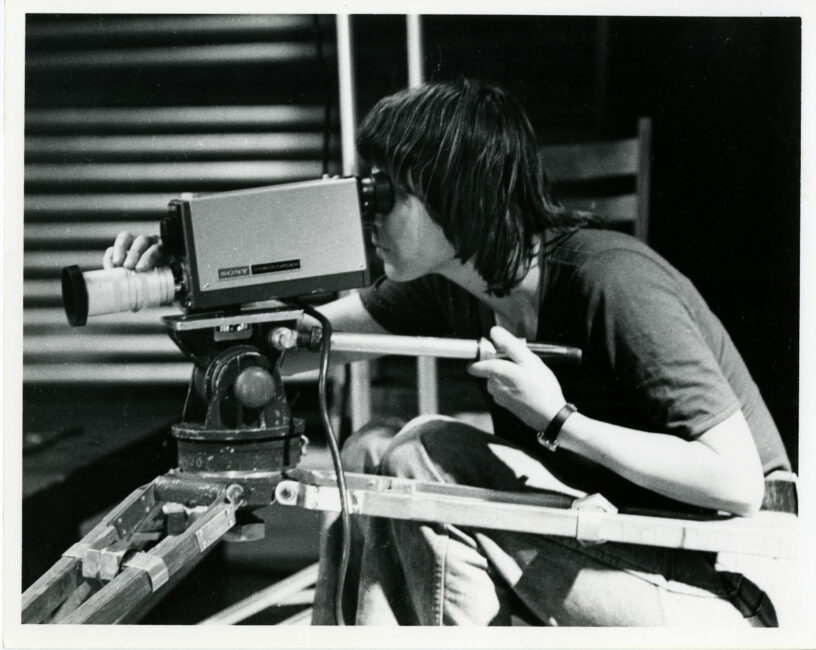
[536,403,577,451]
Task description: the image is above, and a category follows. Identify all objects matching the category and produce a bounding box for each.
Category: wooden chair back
[540,117,652,242]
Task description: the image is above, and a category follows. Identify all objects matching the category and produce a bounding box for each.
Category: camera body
[163,176,374,311]
[62,173,392,325]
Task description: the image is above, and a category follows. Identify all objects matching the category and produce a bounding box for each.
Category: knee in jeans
[378,415,458,478]
[339,417,405,473]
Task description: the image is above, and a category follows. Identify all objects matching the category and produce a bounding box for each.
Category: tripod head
[159,306,309,536]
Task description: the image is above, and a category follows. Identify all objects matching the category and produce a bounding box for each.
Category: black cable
[297,302,352,626]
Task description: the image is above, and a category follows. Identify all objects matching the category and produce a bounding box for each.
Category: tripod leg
[22,483,157,623]
[61,493,238,624]
[61,567,152,624]
[51,580,103,621]
[21,557,82,624]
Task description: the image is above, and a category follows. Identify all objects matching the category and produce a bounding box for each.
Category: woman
[107,79,794,626]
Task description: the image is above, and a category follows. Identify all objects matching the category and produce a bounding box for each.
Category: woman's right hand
[102,232,167,271]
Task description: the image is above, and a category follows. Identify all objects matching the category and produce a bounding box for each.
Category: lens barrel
[61,265,176,326]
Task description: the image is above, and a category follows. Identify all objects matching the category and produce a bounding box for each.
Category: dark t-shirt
[358,228,791,512]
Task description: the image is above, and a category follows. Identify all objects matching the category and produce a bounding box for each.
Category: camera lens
[61,266,177,326]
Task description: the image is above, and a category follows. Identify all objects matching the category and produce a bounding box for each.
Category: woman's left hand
[468,326,567,430]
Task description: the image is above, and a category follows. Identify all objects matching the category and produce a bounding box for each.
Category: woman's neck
[438,243,542,340]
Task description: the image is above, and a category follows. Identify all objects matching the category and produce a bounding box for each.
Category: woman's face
[371,191,457,282]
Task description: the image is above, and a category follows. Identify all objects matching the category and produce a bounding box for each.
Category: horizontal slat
[561,194,638,221]
[24,307,177,330]
[23,363,193,385]
[25,161,324,189]
[25,222,157,248]
[24,334,183,360]
[25,194,178,220]
[27,43,332,70]
[541,137,639,182]
[23,280,62,303]
[25,251,105,276]
[26,106,327,134]
[23,363,321,385]
[27,15,316,43]
[25,133,333,162]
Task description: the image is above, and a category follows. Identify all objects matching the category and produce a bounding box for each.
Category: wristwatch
[536,403,577,451]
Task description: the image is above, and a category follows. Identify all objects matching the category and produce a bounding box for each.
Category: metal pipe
[328,331,582,363]
[406,15,424,87]
[335,14,371,430]
[407,14,436,412]
[335,15,357,177]
[332,332,478,359]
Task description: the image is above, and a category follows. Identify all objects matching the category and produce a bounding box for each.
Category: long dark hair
[356,79,596,296]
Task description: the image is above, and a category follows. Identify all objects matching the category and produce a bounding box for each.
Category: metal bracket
[123,552,170,592]
[194,505,237,552]
[62,542,90,561]
[572,493,618,545]
[62,525,118,561]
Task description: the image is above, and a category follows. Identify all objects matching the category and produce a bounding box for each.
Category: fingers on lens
[123,234,152,269]
[112,232,135,266]
[135,242,163,272]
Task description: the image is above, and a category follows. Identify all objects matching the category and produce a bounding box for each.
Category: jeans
[312,415,789,626]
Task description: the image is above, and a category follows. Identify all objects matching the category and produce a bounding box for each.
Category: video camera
[61,173,393,325]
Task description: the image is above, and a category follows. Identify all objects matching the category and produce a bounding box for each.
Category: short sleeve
[571,249,741,439]
[358,275,452,336]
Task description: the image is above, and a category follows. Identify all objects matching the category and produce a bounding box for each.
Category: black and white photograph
[3,2,814,648]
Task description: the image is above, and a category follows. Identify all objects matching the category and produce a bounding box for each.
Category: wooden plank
[23,334,183,360]
[199,562,319,625]
[23,362,193,385]
[635,116,653,242]
[24,360,320,386]
[25,193,177,220]
[541,137,639,182]
[25,251,110,276]
[27,42,328,71]
[22,280,62,304]
[26,106,327,134]
[51,581,101,622]
[25,221,158,247]
[279,607,314,625]
[27,15,314,43]
[25,133,329,162]
[24,306,174,329]
[25,160,324,190]
[61,567,153,624]
[21,557,81,623]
